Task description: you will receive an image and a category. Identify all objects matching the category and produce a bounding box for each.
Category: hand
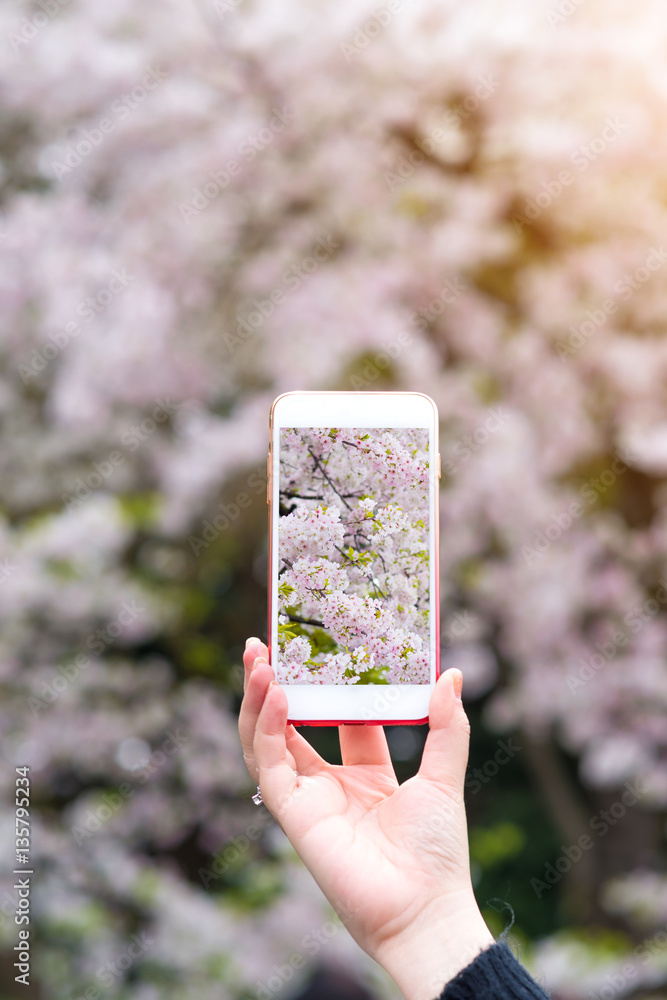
[239,638,495,1000]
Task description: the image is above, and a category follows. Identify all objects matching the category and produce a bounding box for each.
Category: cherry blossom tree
[277,427,430,683]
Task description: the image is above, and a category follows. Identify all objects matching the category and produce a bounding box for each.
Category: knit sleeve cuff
[437,941,551,1000]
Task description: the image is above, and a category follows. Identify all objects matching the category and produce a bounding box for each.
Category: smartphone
[267,391,440,726]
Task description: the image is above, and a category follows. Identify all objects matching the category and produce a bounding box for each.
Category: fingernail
[247,655,269,677]
[245,636,261,648]
[451,669,463,701]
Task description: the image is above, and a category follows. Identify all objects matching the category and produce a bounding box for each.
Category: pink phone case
[266,393,440,726]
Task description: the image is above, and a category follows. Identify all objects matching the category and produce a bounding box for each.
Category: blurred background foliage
[2,0,667,998]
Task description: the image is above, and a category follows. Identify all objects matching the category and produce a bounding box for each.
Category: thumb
[417,668,470,794]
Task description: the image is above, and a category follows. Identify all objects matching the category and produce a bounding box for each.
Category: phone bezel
[267,390,440,725]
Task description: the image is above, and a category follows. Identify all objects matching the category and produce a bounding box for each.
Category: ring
[252,771,298,806]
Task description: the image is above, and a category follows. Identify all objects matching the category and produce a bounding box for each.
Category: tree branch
[285,613,325,627]
[307,446,354,511]
[520,730,598,921]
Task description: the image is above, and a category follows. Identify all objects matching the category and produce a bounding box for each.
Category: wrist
[374,890,496,1000]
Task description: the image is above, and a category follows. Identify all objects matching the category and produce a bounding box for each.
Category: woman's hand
[238,638,495,1000]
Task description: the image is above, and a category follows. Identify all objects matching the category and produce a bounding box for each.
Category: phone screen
[277,426,431,685]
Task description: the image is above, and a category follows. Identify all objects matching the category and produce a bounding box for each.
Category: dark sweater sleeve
[437,941,551,1000]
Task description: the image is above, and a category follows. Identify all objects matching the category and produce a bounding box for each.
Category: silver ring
[252,771,298,806]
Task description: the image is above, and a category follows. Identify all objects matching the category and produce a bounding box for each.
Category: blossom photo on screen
[277,426,431,684]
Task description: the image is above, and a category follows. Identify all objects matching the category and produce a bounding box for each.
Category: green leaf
[180,635,222,674]
[355,665,389,685]
[118,491,161,528]
[282,604,301,616]
[470,822,525,869]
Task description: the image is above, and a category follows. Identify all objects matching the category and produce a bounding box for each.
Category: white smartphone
[267,391,440,725]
